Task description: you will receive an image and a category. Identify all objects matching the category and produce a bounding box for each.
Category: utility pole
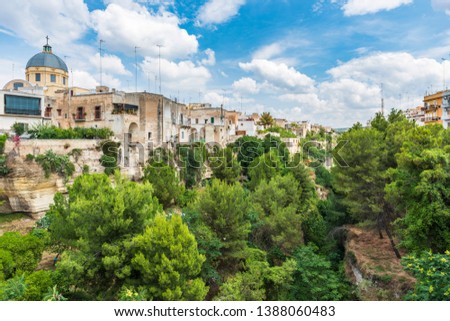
[99,39,105,87]
[156,44,163,94]
[134,46,140,92]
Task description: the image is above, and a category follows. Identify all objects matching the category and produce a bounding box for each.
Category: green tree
[192,179,250,272]
[11,122,26,136]
[128,214,208,301]
[0,232,44,275]
[215,249,296,301]
[234,136,264,176]
[289,245,349,300]
[0,274,26,301]
[209,147,242,184]
[251,174,304,255]
[47,173,162,298]
[258,112,274,129]
[143,163,183,209]
[22,270,53,301]
[386,125,450,252]
[247,150,284,190]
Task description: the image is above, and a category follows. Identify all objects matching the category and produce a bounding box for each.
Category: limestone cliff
[0,157,66,216]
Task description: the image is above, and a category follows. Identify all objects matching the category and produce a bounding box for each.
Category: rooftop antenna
[156,44,164,94]
[46,35,49,45]
[99,39,105,87]
[134,46,140,92]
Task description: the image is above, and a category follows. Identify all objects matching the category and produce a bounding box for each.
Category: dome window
[35,73,41,82]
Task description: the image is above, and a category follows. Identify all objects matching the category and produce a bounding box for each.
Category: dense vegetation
[1,109,449,301]
[0,134,8,176]
[28,124,113,139]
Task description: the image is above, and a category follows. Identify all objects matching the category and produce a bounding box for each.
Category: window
[195,118,199,124]
[63,77,66,85]
[45,107,52,118]
[13,82,24,90]
[4,95,41,116]
[211,117,215,124]
[76,107,85,120]
[95,106,101,120]
[57,109,62,116]
[50,74,56,83]
[35,73,41,82]
[205,119,208,124]
[181,131,185,139]
[148,132,152,140]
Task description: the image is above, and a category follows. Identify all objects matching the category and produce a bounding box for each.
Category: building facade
[423,91,444,125]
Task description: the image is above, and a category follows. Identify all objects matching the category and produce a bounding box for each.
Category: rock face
[0,157,66,216]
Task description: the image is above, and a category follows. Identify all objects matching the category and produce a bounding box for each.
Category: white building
[0,89,49,133]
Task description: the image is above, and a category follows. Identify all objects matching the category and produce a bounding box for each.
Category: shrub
[35,150,75,180]
[25,154,35,162]
[28,124,113,139]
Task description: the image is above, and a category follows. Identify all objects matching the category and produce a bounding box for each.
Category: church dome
[26,43,68,72]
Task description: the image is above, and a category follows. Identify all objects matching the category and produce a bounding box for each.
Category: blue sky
[1,0,450,127]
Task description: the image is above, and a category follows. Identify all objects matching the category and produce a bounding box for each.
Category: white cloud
[203,91,230,106]
[232,77,260,94]
[253,43,285,60]
[89,53,131,76]
[201,49,216,66]
[0,0,90,47]
[197,0,246,26]
[91,3,198,59]
[239,59,316,92]
[141,57,211,92]
[71,70,98,89]
[342,0,412,16]
[431,0,450,15]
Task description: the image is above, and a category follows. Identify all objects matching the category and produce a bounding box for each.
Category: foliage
[43,285,67,301]
[29,123,114,139]
[386,125,450,253]
[209,146,241,184]
[250,174,304,255]
[143,162,183,209]
[315,165,332,188]
[35,150,75,180]
[234,136,264,175]
[403,251,450,300]
[0,134,7,154]
[289,245,348,300]
[128,214,208,300]
[0,232,44,276]
[47,173,162,298]
[258,112,274,129]
[11,122,26,136]
[215,249,296,301]
[247,151,284,190]
[259,126,296,138]
[0,135,8,176]
[22,270,53,301]
[178,143,206,188]
[0,274,26,300]
[192,179,250,272]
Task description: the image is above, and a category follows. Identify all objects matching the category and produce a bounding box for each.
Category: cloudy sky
[0,0,449,127]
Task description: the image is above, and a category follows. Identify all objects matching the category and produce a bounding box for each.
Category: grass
[0,213,28,224]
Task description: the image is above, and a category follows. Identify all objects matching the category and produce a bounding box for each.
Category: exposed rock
[0,157,66,217]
